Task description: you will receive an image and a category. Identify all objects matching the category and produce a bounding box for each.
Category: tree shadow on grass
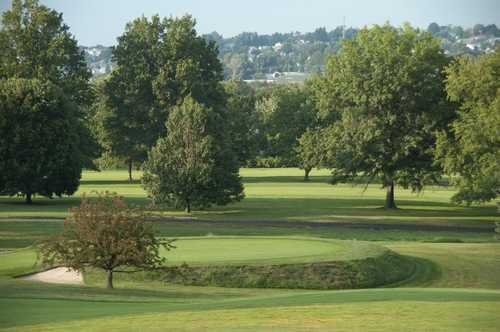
[197,197,496,223]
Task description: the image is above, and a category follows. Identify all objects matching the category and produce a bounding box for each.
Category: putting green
[161,237,387,266]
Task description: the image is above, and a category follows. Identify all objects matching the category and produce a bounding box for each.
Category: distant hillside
[81,23,500,80]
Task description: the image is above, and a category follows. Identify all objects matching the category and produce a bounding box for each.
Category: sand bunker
[20,267,83,285]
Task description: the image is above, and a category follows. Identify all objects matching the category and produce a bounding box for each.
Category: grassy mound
[158,250,414,289]
[116,237,415,289]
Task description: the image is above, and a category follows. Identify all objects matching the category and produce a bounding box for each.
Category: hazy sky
[1,0,499,45]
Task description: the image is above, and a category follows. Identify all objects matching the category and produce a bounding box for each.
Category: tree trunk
[385,181,397,209]
[304,168,311,181]
[128,159,133,182]
[185,199,191,213]
[106,270,113,289]
[25,192,32,204]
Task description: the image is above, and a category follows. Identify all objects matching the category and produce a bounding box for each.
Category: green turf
[1,240,499,331]
[162,237,385,266]
[0,169,497,227]
[0,169,499,331]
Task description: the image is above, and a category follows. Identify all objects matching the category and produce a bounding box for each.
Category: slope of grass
[387,242,500,289]
[0,240,499,330]
[4,299,498,332]
[1,285,499,331]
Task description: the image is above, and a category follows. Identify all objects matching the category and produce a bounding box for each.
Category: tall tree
[316,24,452,208]
[99,15,224,181]
[99,15,164,181]
[38,193,174,289]
[436,49,500,204]
[0,0,97,202]
[142,97,244,212]
[0,79,84,203]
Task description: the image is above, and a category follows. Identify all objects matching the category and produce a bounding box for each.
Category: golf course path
[20,267,83,285]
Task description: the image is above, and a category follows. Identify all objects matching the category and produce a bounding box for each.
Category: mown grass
[0,169,499,331]
[4,299,498,332]
[0,169,497,227]
[0,239,499,330]
[161,237,386,266]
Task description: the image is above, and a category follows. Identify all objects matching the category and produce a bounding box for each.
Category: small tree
[143,97,243,212]
[38,193,173,289]
[296,129,324,181]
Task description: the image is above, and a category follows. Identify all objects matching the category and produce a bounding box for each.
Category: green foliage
[142,97,244,212]
[256,84,315,166]
[296,129,325,180]
[98,15,224,180]
[0,79,86,203]
[436,49,500,204]
[223,80,260,165]
[0,0,92,105]
[0,0,99,171]
[38,192,173,288]
[315,24,452,208]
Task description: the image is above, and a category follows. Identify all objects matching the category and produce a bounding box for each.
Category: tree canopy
[0,0,92,106]
[436,48,500,204]
[0,79,87,203]
[315,24,452,208]
[256,84,315,166]
[296,128,325,180]
[0,0,98,201]
[98,15,224,181]
[223,80,260,165]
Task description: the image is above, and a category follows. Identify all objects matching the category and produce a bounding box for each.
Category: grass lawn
[0,169,497,227]
[162,236,386,266]
[0,168,499,331]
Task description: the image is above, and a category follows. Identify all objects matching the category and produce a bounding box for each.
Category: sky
[1,0,499,46]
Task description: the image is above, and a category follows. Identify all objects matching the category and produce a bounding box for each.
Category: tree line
[1,0,498,210]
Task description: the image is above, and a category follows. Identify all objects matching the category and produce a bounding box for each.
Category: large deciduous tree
[99,15,224,181]
[38,193,174,289]
[0,0,98,202]
[0,79,86,203]
[142,97,244,212]
[436,48,500,204]
[316,24,452,209]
